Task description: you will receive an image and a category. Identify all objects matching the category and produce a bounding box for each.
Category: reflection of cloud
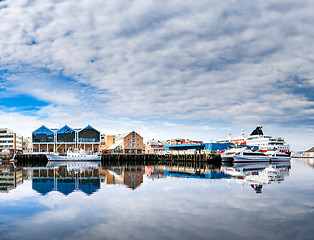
[0,160,314,239]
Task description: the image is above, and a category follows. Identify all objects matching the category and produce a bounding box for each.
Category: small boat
[46,149,101,161]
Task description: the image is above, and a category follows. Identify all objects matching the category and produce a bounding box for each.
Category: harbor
[0,157,313,240]
[1,126,302,165]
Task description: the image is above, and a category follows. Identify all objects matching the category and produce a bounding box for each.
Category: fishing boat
[46,149,101,161]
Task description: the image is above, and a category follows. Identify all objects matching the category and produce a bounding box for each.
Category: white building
[23,136,32,153]
[0,128,23,152]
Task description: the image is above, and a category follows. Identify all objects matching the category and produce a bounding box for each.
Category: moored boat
[232,149,291,163]
[221,146,247,162]
[46,149,101,161]
[265,151,291,162]
[233,150,270,163]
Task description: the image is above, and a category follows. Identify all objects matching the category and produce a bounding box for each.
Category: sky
[0,0,313,151]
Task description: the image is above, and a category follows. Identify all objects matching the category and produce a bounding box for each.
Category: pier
[12,153,222,167]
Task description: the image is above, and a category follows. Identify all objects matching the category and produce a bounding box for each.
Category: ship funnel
[250,126,263,136]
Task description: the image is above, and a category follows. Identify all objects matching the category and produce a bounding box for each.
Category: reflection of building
[0,128,23,152]
[30,165,101,195]
[0,163,23,192]
[103,131,144,154]
[100,166,144,189]
[32,125,100,153]
[145,164,225,180]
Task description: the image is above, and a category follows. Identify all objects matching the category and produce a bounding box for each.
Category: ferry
[265,151,291,162]
[246,127,290,154]
[232,149,291,163]
[217,126,290,154]
[221,146,247,162]
[46,149,101,161]
[233,149,271,163]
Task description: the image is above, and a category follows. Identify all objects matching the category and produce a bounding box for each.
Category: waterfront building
[103,131,144,154]
[32,125,100,153]
[99,134,116,152]
[145,139,170,154]
[23,137,32,153]
[0,128,23,153]
[164,142,235,154]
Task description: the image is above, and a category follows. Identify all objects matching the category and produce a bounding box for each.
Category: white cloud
[0,0,314,150]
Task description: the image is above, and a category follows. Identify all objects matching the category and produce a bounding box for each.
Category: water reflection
[221,162,291,193]
[100,166,144,189]
[1,159,314,240]
[0,160,293,194]
[298,158,314,168]
[0,163,23,192]
[28,161,101,196]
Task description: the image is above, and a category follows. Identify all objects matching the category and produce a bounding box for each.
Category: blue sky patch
[0,94,49,111]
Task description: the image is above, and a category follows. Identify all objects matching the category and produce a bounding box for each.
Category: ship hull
[233,155,291,163]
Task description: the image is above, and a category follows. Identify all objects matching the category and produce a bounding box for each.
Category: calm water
[0,158,313,240]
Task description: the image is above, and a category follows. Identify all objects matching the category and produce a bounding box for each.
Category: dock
[12,153,222,167]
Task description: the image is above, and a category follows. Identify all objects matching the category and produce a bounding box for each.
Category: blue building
[164,142,235,153]
[32,124,100,153]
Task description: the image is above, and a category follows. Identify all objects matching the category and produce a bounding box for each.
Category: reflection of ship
[221,162,291,193]
[0,163,23,192]
[30,162,101,196]
[46,161,101,172]
[46,149,101,161]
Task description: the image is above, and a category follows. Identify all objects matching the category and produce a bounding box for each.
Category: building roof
[115,131,143,140]
[305,147,314,152]
[107,139,123,150]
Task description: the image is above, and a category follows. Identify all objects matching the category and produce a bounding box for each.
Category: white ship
[233,149,271,163]
[46,149,101,161]
[217,126,290,153]
[221,146,247,162]
[232,149,291,163]
[246,127,290,153]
